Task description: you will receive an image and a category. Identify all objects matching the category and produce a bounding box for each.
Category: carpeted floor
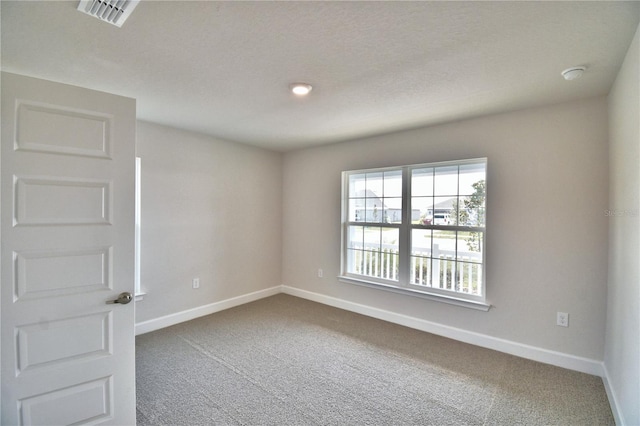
[136,294,613,425]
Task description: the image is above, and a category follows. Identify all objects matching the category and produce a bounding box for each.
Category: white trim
[134,286,281,335]
[280,285,604,376]
[135,284,613,415]
[134,157,141,296]
[341,158,488,306]
[602,363,626,425]
[135,283,605,377]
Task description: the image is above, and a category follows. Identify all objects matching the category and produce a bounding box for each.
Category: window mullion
[398,167,411,286]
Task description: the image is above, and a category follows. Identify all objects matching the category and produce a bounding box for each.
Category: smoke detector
[77,0,140,27]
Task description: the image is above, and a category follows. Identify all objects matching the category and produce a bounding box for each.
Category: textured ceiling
[2,1,639,151]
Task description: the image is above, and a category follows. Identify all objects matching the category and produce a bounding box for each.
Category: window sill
[338,276,491,311]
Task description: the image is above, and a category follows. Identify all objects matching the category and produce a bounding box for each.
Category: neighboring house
[420,197,457,224]
[353,189,420,222]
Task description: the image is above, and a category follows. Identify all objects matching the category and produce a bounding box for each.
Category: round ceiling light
[561,66,586,81]
[290,83,313,96]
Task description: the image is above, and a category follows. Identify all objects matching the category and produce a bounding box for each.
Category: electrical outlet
[192,278,200,289]
[557,312,569,327]
[317,268,323,278]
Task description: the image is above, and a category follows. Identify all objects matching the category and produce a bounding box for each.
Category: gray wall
[134,47,638,419]
[130,32,639,419]
[605,23,640,426]
[135,121,283,323]
[282,97,609,361]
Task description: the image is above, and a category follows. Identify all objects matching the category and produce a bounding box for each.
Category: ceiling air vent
[77,0,140,28]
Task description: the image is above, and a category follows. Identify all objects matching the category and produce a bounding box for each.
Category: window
[341,158,488,310]
[135,156,143,298]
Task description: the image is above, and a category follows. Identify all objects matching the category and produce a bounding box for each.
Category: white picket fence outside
[349,243,482,295]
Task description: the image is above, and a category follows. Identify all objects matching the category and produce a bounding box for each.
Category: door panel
[16,101,112,159]
[15,176,112,226]
[15,247,112,300]
[1,72,136,425]
[19,376,113,426]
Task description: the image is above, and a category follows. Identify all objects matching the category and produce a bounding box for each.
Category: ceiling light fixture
[561,66,586,81]
[290,83,313,96]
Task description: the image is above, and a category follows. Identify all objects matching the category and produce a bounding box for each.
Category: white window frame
[134,156,144,300]
[340,158,489,311]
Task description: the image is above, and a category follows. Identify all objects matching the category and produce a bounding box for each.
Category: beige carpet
[136,294,613,425]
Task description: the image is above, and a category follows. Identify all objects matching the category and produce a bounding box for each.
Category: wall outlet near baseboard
[557,312,569,327]
[192,278,200,289]
[317,268,323,278]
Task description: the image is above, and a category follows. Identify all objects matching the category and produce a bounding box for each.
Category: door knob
[106,292,133,305]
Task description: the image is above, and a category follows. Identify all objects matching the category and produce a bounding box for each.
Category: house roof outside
[353,192,456,214]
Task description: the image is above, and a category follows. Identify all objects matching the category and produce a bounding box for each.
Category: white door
[1,72,136,425]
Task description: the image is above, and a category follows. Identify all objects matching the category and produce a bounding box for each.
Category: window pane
[411,255,431,286]
[383,197,402,224]
[349,197,365,222]
[412,196,433,225]
[346,226,364,275]
[410,229,432,286]
[348,173,366,222]
[349,171,404,224]
[457,262,483,296]
[433,230,456,253]
[366,198,383,223]
[433,256,456,291]
[349,173,366,197]
[411,229,432,256]
[434,165,458,196]
[381,227,399,248]
[365,226,387,279]
[458,183,486,227]
[381,228,399,280]
[383,170,402,197]
[433,197,456,225]
[459,163,486,196]
[411,167,433,196]
[457,231,483,263]
[347,226,364,249]
[364,226,382,248]
[346,226,399,280]
[458,202,485,227]
[365,172,383,198]
[432,230,456,290]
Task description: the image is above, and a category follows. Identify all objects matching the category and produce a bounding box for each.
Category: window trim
[340,158,489,310]
[338,275,491,311]
[134,156,145,301]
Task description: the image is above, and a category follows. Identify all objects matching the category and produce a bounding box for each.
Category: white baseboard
[135,286,281,335]
[602,363,625,425]
[281,285,604,377]
[136,285,618,418]
[136,284,604,377]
